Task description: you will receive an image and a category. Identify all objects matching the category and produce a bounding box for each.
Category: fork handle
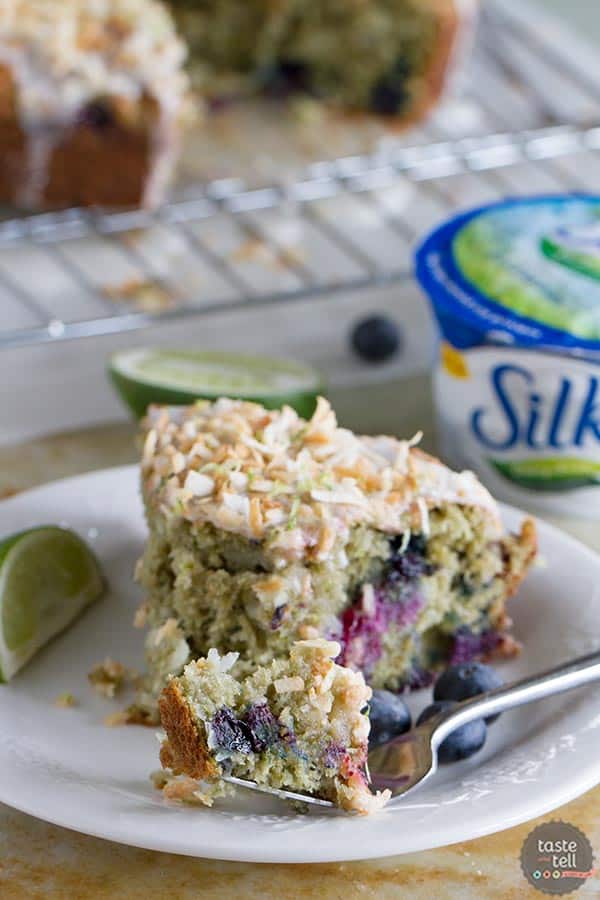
[432,649,600,747]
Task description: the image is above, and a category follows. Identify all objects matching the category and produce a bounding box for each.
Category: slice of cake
[169,0,476,120]
[0,1,190,210]
[134,396,536,724]
[158,639,389,814]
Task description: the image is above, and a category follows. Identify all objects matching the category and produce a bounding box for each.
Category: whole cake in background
[0,0,190,210]
[0,0,475,211]
[132,396,536,724]
[170,0,472,117]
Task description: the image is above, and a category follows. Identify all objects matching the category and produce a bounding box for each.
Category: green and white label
[435,346,600,516]
[453,198,600,341]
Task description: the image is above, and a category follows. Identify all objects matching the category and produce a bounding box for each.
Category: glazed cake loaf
[0,0,190,209]
[134,397,536,722]
[169,0,475,119]
[159,639,389,813]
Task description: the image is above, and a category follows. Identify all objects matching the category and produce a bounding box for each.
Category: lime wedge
[490,457,600,493]
[0,527,103,682]
[109,348,323,419]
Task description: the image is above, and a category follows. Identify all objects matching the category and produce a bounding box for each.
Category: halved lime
[0,527,104,682]
[109,348,323,419]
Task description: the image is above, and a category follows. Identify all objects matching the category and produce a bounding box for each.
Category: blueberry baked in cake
[158,639,389,813]
[134,397,536,723]
[170,0,474,119]
[0,1,190,209]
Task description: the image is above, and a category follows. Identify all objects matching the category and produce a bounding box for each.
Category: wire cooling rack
[2,0,600,351]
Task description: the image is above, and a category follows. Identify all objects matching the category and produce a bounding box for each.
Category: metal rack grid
[2,0,600,351]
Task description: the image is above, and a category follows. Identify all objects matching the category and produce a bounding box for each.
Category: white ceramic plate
[0,465,599,863]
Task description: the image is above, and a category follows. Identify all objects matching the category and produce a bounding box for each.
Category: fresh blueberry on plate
[417,701,487,763]
[434,662,504,724]
[368,689,412,747]
[351,315,401,363]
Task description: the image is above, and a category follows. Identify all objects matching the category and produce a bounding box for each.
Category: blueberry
[259,59,313,97]
[434,662,504,724]
[391,551,435,582]
[449,628,502,667]
[417,701,487,763]
[388,533,435,589]
[211,706,252,754]
[270,603,287,630]
[407,666,434,691]
[351,315,401,363]
[408,533,428,556]
[243,702,280,752]
[368,689,412,747]
[370,59,411,115]
[370,80,410,116]
[77,101,114,130]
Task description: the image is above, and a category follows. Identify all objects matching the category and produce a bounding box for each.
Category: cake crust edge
[159,680,220,781]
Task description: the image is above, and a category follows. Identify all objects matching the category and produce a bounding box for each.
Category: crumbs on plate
[88,657,137,699]
[54,692,79,708]
[103,278,178,312]
[151,769,233,807]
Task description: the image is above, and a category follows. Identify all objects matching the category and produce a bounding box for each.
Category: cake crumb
[54,692,78,708]
[122,703,160,726]
[133,602,149,629]
[298,624,320,640]
[103,279,178,312]
[104,709,131,727]
[274,675,305,693]
[104,703,159,727]
[88,657,134,699]
[153,770,232,807]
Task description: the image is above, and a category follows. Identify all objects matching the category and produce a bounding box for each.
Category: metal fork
[226,649,600,809]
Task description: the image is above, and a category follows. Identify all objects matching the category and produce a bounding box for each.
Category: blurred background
[1,0,599,459]
[546,2,599,39]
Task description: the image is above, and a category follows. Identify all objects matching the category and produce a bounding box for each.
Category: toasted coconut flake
[206,647,239,673]
[316,521,336,559]
[184,470,215,497]
[310,487,366,506]
[143,429,158,464]
[249,496,264,537]
[416,497,431,538]
[229,471,248,491]
[141,397,501,564]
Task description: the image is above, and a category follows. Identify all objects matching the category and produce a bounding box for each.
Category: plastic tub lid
[415,194,600,358]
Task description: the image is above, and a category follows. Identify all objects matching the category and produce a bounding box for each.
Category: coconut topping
[0,0,189,123]
[141,397,500,564]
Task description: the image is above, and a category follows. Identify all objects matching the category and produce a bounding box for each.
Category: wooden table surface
[0,423,599,899]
